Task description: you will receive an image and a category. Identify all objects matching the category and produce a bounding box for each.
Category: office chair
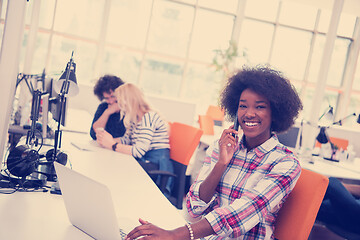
[315,137,349,150]
[274,169,329,240]
[148,122,203,209]
[198,115,214,135]
[205,105,224,126]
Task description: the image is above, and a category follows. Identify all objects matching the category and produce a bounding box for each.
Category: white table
[200,130,360,182]
[0,132,185,240]
[300,156,360,181]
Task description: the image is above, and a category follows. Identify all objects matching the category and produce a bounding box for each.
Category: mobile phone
[232,113,239,137]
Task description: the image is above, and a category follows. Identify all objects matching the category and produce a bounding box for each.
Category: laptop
[54,162,138,240]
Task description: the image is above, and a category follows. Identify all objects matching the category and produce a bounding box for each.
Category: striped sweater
[120,111,170,159]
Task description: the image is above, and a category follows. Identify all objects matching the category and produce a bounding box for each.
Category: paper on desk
[71,140,94,151]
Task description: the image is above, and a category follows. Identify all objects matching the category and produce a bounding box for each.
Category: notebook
[54,162,138,240]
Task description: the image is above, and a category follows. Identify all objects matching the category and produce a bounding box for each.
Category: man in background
[90,75,126,140]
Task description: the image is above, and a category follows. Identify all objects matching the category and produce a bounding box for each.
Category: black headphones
[45,148,68,165]
[6,145,40,178]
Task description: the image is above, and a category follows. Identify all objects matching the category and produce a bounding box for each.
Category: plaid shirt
[186,135,301,240]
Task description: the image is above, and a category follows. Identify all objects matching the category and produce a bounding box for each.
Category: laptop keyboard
[119,228,127,239]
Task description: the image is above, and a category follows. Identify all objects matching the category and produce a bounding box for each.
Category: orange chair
[198,115,214,135]
[148,122,203,209]
[274,169,329,240]
[315,137,349,150]
[206,105,225,126]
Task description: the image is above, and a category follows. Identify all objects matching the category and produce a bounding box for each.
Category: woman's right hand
[125,219,175,240]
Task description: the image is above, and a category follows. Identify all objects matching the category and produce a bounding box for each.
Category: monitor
[49,83,67,127]
[277,126,300,149]
[42,77,68,128]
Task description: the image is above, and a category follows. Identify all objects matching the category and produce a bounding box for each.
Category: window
[271,26,312,80]
[244,0,279,22]
[238,19,274,65]
[2,0,359,125]
[189,9,234,62]
[147,1,194,58]
[106,0,152,49]
[279,1,317,30]
[141,55,184,97]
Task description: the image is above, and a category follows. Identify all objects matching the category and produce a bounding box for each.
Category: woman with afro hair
[125,66,303,240]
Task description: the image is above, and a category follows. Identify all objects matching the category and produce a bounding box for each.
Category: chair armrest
[147,170,177,193]
[147,170,177,177]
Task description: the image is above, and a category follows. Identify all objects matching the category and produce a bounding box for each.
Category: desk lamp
[3,52,78,186]
[42,51,78,181]
[316,112,359,161]
[318,103,334,122]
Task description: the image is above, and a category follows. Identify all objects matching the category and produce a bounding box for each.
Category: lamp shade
[316,127,329,144]
[325,107,334,120]
[54,62,79,97]
[357,114,360,124]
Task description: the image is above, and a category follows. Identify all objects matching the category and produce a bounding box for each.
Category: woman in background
[125,66,303,239]
[96,83,173,193]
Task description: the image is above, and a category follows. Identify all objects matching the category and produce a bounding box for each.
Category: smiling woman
[125,66,304,240]
[220,66,303,135]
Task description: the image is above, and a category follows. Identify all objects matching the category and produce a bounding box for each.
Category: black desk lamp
[42,51,78,181]
[3,52,78,186]
[318,105,334,122]
[316,112,359,162]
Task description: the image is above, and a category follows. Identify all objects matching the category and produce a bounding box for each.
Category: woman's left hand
[96,130,116,149]
[125,218,174,240]
[218,126,239,166]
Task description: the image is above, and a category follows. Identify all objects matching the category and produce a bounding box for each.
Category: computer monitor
[42,78,68,129]
[277,126,300,149]
[49,86,67,127]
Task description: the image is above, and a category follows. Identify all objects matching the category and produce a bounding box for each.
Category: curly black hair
[93,75,124,101]
[220,66,303,133]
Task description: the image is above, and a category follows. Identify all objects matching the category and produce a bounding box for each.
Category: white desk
[300,156,360,181]
[199,129,360,182]
[0,132,185,240]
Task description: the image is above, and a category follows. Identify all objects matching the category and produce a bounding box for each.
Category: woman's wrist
[170,225,193,240]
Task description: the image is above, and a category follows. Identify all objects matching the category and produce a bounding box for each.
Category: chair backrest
[206,105,225,126]
[274,169,329,240]
[169,122,203,166]
[315,137,349,150]
[198,115,214,135]
[168,122,203,209]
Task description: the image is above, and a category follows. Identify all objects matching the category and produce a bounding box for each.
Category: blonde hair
[115,83,151,128]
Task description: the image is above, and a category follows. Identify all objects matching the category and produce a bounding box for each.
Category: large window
[1,0,359,126]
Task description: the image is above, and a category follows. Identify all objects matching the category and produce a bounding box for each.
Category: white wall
[67,83,197,127]
[326,125,360,157]
[67,84,100,116]
[0,1,27,167]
